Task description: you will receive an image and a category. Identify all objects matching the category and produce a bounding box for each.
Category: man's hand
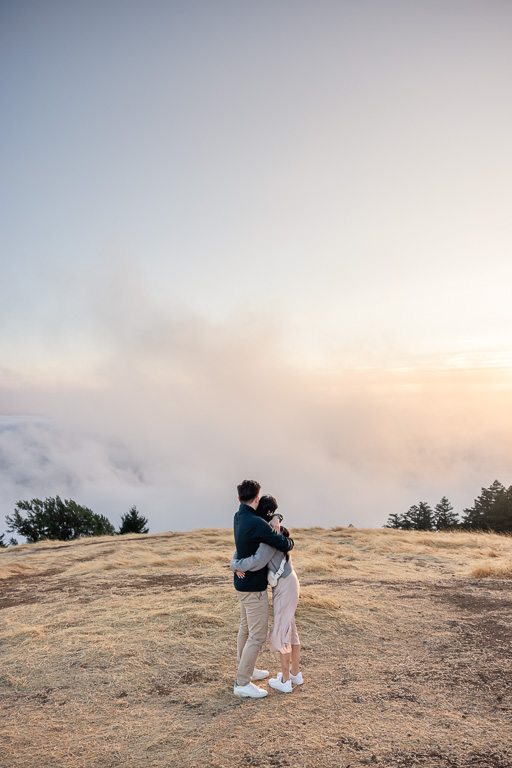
[236,571,245,579]
[269,515,280,532]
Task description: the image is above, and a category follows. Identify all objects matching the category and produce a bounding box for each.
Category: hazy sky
[1,1,512,536]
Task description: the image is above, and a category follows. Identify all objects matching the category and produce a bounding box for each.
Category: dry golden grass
[470,561,512,579]
[1,527,511,768]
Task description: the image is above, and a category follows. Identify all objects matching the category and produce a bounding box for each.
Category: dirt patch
[434,589,512,613]
[432,583,512,646]
[378,749,512,767]
[122,573,225,589]
[0,568,65,609]
[0,567,65,585]
[0,569,225,610]
[0,596,41,610]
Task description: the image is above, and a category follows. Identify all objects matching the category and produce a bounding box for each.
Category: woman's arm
[252,517,294,553]
[230,543,276,573]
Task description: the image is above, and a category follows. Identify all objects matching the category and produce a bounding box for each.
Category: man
[233,479,294,698]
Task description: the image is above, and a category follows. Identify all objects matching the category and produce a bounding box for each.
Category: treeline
[0,496,149,547]
[385,480,512,533]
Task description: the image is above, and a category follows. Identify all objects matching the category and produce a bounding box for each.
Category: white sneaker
[278,670,303,685]
[268,676,293,693]
[251,668,269,681]
[233,681,268,698]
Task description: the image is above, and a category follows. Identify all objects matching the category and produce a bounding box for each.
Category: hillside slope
[1,527,511,768]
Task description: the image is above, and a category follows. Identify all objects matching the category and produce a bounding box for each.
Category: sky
[1,1,512,537]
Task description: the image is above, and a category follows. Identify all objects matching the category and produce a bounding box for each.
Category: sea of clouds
[2,290,512,540]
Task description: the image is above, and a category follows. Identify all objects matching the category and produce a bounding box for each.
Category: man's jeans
[236,590,269,686]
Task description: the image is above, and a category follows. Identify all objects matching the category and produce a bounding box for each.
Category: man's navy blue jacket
[233,503,294,592]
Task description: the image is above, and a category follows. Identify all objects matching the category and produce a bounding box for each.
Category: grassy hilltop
[1,527,511,768]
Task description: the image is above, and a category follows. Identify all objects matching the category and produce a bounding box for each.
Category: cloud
[2,262,512,536]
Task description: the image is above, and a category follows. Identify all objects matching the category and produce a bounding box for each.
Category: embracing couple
[231,479,302,698]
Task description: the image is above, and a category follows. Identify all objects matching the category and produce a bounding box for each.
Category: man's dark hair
[255,494,278,521]
[237,479,261,503]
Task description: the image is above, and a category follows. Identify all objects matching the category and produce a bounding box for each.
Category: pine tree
[433,497,459,530]
[384,513,405,529]
[404,502,434,531]
[118,506,149,535]
[462,480,508,531]
[486,484,512,533]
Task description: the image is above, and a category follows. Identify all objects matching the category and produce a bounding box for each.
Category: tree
[462,480,512,533]
[384,503,434,530]
[487,486,512,533]
[403,502,435,531]
[0,533,6,548]
[433,497,459,530]
[118,506,149,535]
[384,512,406,529]
[5,497,116,543]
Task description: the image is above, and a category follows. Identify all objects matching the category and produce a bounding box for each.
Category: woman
[231,495,302,693]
